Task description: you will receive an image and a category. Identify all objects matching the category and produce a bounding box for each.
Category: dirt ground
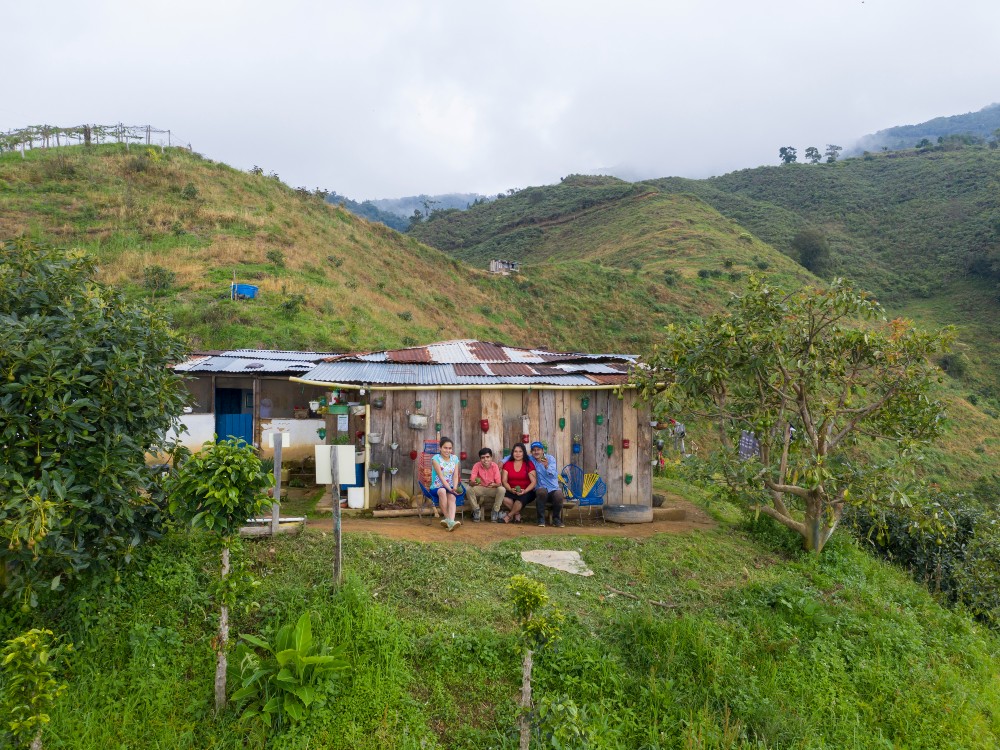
[306,498,714,545]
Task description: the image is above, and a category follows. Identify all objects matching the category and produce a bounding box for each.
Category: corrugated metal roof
[299,361,631,387]
[175,350,337,374]
[324,340,635,366]
[487,363,536,377]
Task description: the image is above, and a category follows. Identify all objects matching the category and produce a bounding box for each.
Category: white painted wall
[163,415,326,460]
[260,418,325,460]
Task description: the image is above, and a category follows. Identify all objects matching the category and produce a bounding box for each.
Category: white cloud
[5,0,999,198]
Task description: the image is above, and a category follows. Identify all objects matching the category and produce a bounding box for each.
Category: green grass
[9,486,999,749]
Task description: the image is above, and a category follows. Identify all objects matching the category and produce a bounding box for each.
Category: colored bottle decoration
[581,397,590,410]
[480,419,490,433]
[624,473,633,485]
[461,399,468,408]
[415,400,422,410]
[435,422,442,432]
[572,443,582,454]
[410,450,418,460]
[317,428,327,440]
[622,438,630,449]
[596,414,604,425]
[460,451,468,460]
[606,444,614,457]
[558,417,566,430]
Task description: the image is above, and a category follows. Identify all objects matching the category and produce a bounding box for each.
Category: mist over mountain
[848,102,1000,155]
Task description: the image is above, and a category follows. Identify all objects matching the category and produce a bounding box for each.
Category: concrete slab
[521,549,594,576]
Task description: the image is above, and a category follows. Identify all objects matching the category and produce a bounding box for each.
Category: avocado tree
[167,438,272,712]
[633,277,951,553]
[0,239,189,607]
[508,575,563,750]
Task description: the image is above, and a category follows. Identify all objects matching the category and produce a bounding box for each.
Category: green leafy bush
[232,612,349,729]
[1,629,72,749]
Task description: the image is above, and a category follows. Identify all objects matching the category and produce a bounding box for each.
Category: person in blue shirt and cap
[529,441,565,528]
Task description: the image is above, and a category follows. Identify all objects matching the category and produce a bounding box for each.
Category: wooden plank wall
[349,387,653,507]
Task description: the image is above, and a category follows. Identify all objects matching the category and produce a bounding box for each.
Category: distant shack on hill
[489,259,520,274]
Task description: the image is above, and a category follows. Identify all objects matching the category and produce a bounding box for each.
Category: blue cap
[530,441,544,450]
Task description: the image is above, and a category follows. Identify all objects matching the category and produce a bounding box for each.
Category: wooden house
[292,340,654,510]
[171,350,335,460]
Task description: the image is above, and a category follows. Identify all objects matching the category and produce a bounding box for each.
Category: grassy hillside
[11,487,1000,749]
[0,147,800,357]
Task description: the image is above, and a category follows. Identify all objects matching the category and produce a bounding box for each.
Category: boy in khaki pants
[467,448,506,522]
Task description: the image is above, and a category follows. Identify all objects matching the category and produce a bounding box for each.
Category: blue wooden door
[215,388,253,444]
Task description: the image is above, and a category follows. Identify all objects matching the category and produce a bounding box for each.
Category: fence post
[146,125,150,145]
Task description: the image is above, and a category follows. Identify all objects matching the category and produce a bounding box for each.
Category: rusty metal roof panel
[177,356,319,374]
[468,341,512,362]
[386,347,432,363]
[454,363,488,377]
[587,374,630,385]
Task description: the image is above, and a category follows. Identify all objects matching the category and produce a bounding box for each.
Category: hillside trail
[306,498,714,546]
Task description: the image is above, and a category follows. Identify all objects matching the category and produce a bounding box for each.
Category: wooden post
[272,437,282,535]
[332,447,342,586]
[519,648,533,750]
[168,129,171,147]
[215,545,230,712]
[146,125,151,145]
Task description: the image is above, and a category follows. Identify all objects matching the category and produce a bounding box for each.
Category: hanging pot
[371,397,386,409]
[390,442,399,451]
[367,433,382,445]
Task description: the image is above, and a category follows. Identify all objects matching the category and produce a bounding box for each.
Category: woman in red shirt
[501,443,536,523]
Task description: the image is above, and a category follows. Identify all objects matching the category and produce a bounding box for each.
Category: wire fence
[0,123,193,155]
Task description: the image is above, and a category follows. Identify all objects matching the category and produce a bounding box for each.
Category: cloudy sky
[5,0,998,199]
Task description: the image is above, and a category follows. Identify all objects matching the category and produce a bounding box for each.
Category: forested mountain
[650,147,1000,395]
[849,102,1000,154]
[325,191,488,231]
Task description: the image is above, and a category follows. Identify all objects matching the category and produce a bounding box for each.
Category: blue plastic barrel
[231,283,258,299]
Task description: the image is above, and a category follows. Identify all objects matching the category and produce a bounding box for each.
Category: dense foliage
[849,492,1000,628]
[0,239,189,607]
[634,277,951,552]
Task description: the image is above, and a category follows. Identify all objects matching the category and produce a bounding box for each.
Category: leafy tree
[633,277,951,553]
[779,146,798,165]
[0,629,72,750]
[508,575,563,750]
[804,146,822,164]
[791,227,830,275]
[915,138,933,150]
[824,144,843,163]
[406,209,424,231]
[167,438,272,712]
[0,239,189,608]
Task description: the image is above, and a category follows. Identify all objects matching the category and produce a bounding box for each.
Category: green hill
[0,147,802,358]
[649,147,1000,396]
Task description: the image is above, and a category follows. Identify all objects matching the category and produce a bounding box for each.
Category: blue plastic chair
[418,481,466,525]
[559,464,607,523]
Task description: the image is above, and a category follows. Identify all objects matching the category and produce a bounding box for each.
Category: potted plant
[389,466,399,476]
[367,464,382,485]
[572,434,582,454]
